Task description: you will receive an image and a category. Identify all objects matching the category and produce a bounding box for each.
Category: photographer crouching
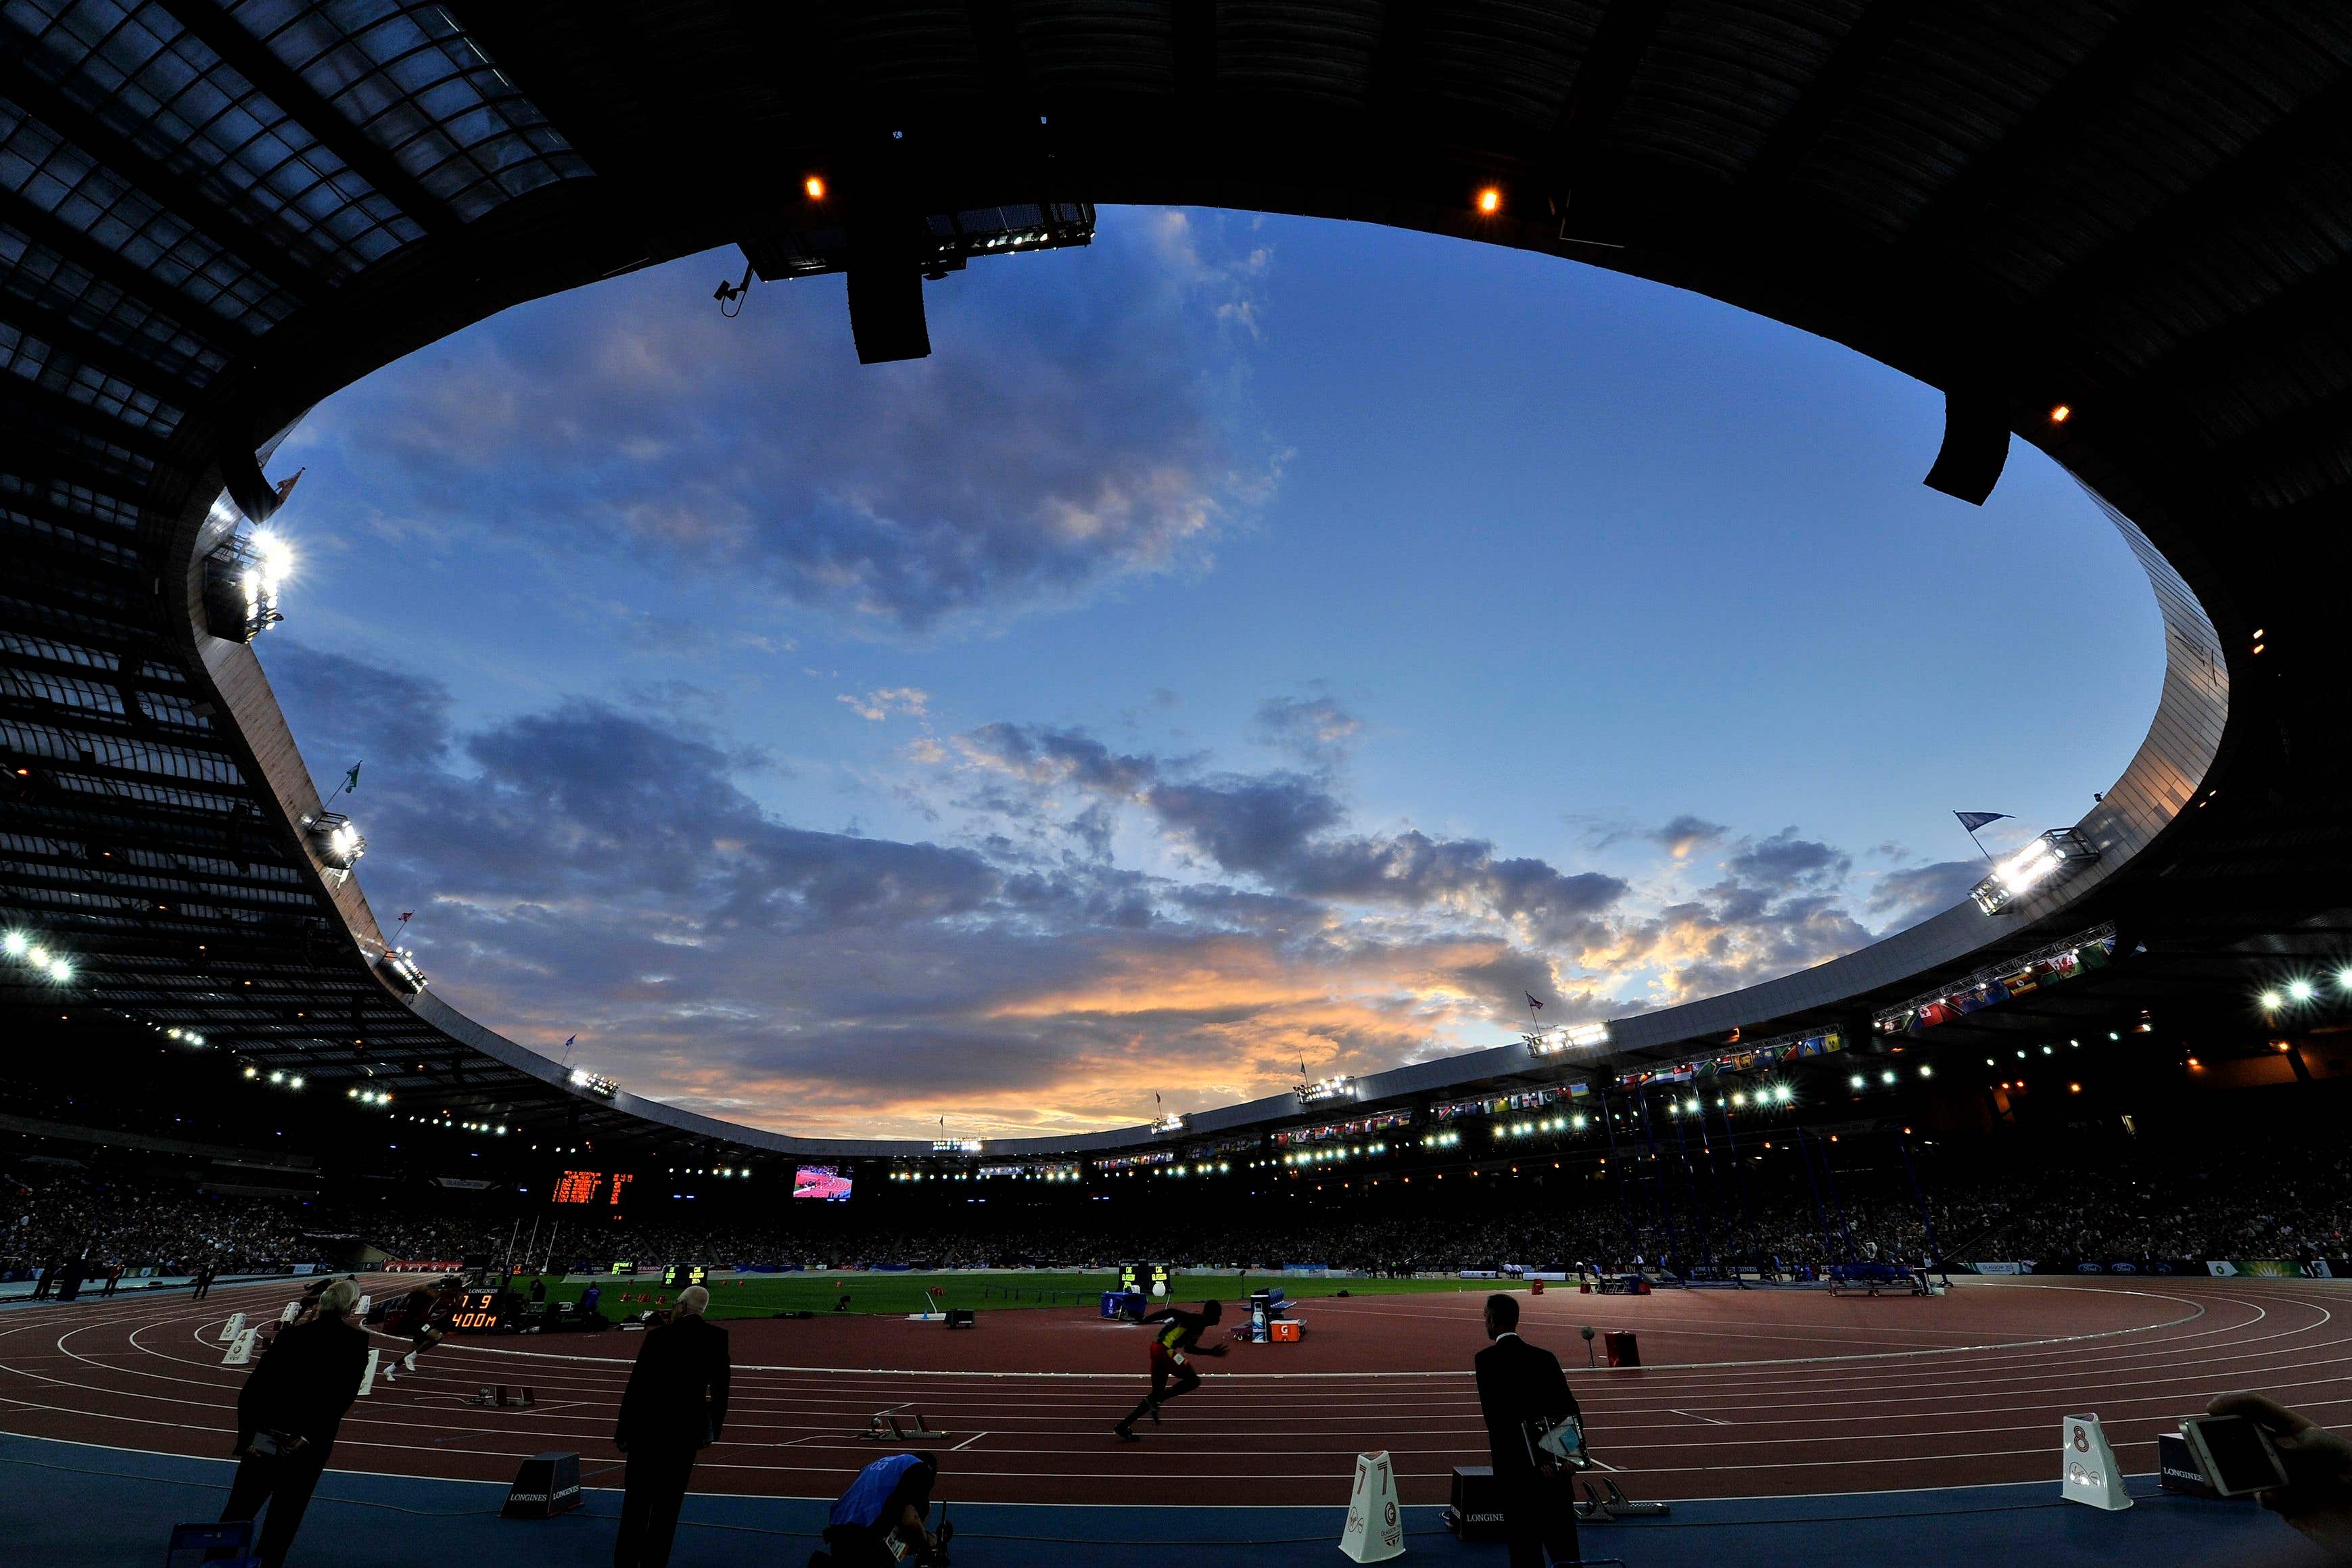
[809,1451,953,1567]
[221,1277,370,1567]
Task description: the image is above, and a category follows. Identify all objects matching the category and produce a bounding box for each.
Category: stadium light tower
[1971,828,2100,914]
[201,527,295,642]
[301,811,364,886]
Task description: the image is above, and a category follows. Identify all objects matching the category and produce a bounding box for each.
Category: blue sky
[260,207,2162,1139]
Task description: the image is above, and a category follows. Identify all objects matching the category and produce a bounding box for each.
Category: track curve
[3,1277,2346,1506]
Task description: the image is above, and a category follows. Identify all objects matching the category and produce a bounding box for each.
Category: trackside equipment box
[502,1452,582,1519]
[2157,1432,2221,1499]
[1444,1467,1507,1540]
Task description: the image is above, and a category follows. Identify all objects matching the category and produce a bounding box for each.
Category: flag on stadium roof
[1954,811,2010,832]
[1526,992,1544,1010]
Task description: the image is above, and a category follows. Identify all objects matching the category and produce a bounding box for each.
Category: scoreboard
[552,1170,636,1206]
[448,1289,507,1332]
[662,1264,709,1289]
[1120,1262,1173,1298]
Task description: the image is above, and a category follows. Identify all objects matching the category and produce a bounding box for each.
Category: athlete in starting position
[1114,1299,1225,1441]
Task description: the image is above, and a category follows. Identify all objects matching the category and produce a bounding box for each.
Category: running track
[3,1276,2345,1507]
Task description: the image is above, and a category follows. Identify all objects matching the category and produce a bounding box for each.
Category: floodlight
[1881,1070,1896,1085]
[2288,979,2315,1002]
[303,811,365,873]
[287,1074,304,1089]
[1772,1084,1793,1103]
[1,932,24,956]
[1971,828,2098,914]
[26,945,48,966]
[803,174,826,199]
[252,529,294,588]
[2259,990,2283,1009]
[1476,185,1502,214]
[47,959,70,982]
[1850,1073,1865,1089]
[2049,404,2072,424]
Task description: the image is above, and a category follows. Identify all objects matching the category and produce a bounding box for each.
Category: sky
[259,207,2164,1141]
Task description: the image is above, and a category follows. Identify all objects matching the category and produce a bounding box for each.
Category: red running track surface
[3,1276,2345,1507]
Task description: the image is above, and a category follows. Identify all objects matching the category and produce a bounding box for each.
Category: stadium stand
[13,1115,2349,1283]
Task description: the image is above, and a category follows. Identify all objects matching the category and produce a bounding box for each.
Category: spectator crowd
[9,1129,2351,1283]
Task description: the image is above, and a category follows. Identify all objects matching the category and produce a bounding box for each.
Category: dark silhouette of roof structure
[2,0,2346,1160]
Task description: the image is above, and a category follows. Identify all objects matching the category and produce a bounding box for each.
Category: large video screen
[793,1165,853,1202]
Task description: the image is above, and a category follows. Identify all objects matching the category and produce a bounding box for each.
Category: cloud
[954,722,1162,798]
[839,687,930,722]
[1146,773,1351,874]
[1251,694,1362,765]
[1649,814,1726,859]
[266,646,1981,1139]
[1866,860,1983,930]
[298,212,1281,638]
[1721,829,1851,894]
[259,641,450,765]
[954,721,1626,941]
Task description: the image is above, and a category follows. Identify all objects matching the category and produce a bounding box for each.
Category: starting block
[1576,1477,1670,1521]
[217,1312,247,1344]
[465,1385,538,1408]
[861,1410,949,1443]
[221,1328,258,1366]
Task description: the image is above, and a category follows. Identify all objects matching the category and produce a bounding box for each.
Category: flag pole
[1966,826,1992,862]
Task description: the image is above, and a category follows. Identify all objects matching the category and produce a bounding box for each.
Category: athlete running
[1113,1298,1225,1441]
[380,1277,457,1381]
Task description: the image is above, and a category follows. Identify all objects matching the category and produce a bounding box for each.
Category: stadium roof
[3,0,2348,1162]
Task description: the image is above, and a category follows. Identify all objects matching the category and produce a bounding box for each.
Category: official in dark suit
[220,1277,370,1568]
[1472,1292,1582,1568]
[614,1283,732,1568]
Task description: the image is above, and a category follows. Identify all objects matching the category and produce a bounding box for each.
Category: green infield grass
[515,1270,1505,1319]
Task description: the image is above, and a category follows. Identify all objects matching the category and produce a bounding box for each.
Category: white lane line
[1671,1408,1731,1425]
[8,1277,2348,1507]
[951,1430,989,1451]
